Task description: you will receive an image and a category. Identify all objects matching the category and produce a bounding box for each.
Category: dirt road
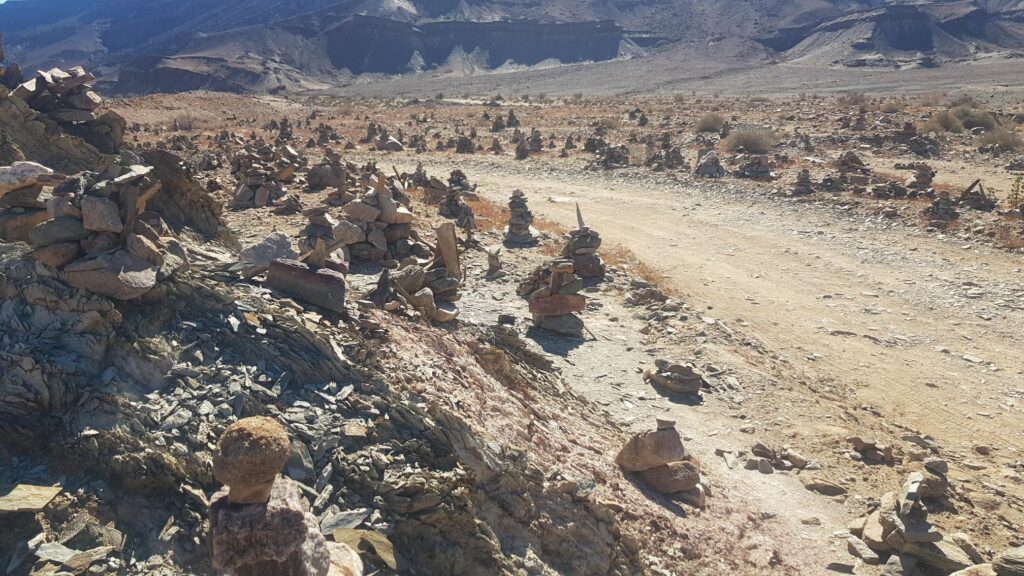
[393,155,1024,457]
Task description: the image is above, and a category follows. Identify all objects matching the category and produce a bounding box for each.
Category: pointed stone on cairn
[562,204,604,278]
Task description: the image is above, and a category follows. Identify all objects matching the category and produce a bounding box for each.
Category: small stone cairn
[209,417,363,576]
[694,150,725,178]
[792,169,815,196]
[505,189,536,246]
[561,205,604,278]
[1,161,189,300]
[518,259,587,337]
[615,419,706,508]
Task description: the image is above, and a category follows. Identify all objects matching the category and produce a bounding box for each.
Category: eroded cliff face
[325,16,623,74]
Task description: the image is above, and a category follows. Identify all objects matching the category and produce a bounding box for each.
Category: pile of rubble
[364,223,462,323]
[505,189,537,245]
[740,439,813,474]
[1,160,188,300]
[924,191,960,224]
[230,142,305,209]
[615,420,706,508]
[518,258,587,337]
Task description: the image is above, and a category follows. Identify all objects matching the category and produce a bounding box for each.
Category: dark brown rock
[267,259,346,313]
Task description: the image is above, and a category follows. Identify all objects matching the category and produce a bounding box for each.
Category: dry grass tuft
[976,127,1023,151]
[920,109,964,134]
[695,113,726,133]
[722,128,777,154]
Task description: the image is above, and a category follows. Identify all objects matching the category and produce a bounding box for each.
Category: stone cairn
[791,169,815,196]
[321,171,418,264]
[518,259,587,337]
[505,190,536,245]
[923,191,959,224]
[732,154,773,180]
[363,223,462,323]
[906,163,934,192]
[11,66,103,124]
[0,161,189,300]
[561,205,605,278]
[643,359,706,394]
[836,151,871,192]
[845,464,980,573]
[0,32,22,90]
[209,417,363,576]
[231,143,305,209]
[615,419,705,508]
[959,179,998,212]
[694,150,726,178]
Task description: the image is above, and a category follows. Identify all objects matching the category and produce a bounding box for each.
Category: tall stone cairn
[505,189,536,245]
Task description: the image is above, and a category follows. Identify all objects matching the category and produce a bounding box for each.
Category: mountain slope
[1,0,1023,94]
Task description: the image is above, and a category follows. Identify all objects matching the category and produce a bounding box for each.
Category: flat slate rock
[0,484,62,512]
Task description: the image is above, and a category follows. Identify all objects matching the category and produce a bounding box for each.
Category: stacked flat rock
[561,215,604,278]
[505,190,537,245]
[847,469,971,573]
[643,359,706,394]
[592,145,630,170]
[923,191,960,223]
[4,162,189,300]
[519,259,586,337]
[615,420,705,507]
[335,172,420,263]
[11,65,102,124]
[646,147,688,171]
[231,143,304,209]
[0,161,61,241]
[959,181,998,212]
[373,259,461,323]
[209,417,363,576]
[792,169,815,196]
[0,33,22,90]
[907,164,935,190]
[733,154,773,180]
[695,150,725,178]
[837,151,871,190]
[440,169,476,227]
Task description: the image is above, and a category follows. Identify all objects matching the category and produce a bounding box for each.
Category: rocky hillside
[1,0,1023,93]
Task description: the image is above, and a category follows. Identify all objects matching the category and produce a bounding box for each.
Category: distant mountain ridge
[1,0,1022,94]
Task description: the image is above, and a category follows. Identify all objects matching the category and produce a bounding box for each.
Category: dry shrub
[172,113,199,131]
[953,105,997,131]
[464,198,507,232]
[838,92,867,106]
[598,116,622,130]
[602,245,667,287]
[880,100,903,114]
[995,226,1024,250]
[920,109,963,133]
[695,113,726,133]
[976,127,1023,151]
[919,92,946,107]
[722,128,777,154]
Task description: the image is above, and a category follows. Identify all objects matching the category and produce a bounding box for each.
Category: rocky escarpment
[326,16,623,74]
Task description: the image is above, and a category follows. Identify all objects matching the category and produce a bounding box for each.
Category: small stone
[213,416,290,504]
[848,536,880,565]
[80,196,124,233]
